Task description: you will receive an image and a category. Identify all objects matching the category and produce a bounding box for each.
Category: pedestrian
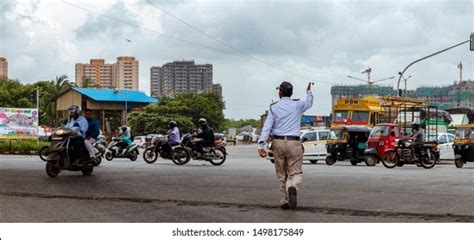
[258,81,314,210]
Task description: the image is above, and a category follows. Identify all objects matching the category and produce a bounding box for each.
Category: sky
[0,0,473,119]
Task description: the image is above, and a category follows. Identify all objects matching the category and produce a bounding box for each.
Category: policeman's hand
[307,82,314,91]
[258,148,267,158]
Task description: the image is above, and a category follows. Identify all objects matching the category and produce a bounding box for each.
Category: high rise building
[75,56,139,90]
[75,59,114,87]
[213,83,222,97]
[116,56,139,90]
[0,57,8,78]
[150,61,214,97]
[150,66,161,98]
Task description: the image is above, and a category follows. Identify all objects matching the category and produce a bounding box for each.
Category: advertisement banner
[0,108,39,139]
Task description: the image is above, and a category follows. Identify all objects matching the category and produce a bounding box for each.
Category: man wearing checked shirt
[258,81,314,210]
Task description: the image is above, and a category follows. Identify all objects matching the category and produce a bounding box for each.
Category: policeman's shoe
[280,203,290,209]
[288,186,297,210]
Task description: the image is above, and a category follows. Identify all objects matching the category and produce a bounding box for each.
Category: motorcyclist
[163,121,180,154]
[65,105,95,163]
[117,125,132,155]
[195,118,215,153]
[409,123,424,159]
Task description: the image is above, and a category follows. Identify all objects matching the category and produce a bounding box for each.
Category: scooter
[104,137,139,161]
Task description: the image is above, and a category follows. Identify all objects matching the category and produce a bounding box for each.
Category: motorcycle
[43,127,94,177]
[180,133,227,166]
[382,138,438,169]
[142,134,190,165]
[91,135,107,166]
[104,137,139,161]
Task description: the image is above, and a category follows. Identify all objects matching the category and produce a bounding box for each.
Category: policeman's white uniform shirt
[258,90,313,147]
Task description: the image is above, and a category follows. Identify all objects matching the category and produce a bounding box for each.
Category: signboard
[0,108,39,139]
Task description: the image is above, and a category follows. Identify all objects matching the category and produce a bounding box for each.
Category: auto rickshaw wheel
[455,158,464,168]
[350,160,358,166]
[310,160,318,164]
[326,157,336,166]
[365,155,377,166]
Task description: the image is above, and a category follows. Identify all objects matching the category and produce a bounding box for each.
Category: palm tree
[42,75,75,125]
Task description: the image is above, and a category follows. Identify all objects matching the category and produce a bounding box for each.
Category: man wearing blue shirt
[65,105,95,162]
[258,81,314,210]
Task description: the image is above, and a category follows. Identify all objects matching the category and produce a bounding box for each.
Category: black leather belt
[272,135,300,141]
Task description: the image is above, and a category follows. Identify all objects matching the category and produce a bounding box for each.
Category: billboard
[0,108,39,139]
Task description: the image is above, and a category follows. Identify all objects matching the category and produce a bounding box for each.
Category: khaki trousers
[272,139,303,204]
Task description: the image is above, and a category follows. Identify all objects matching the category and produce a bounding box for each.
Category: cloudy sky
[0,0,473,119]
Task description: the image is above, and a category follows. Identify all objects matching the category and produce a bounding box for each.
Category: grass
[0,139,50,154]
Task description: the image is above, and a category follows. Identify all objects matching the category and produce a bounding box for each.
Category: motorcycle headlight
[464,145,469,150]
[55,129,64,135]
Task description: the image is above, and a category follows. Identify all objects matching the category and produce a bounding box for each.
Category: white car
[437,132,456,160]
[267,128,331,164]
[132,135,147,148]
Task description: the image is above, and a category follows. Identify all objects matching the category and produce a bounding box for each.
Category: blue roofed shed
[56,88,157,132]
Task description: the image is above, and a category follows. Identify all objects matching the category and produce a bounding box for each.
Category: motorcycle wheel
[454,158,464,168]
[396,161,405,167]
[129,152,138,161]
[143,149,158,164]
[94,156,102,166]
[46,160,60,178]
[81,166,94,176]
[382,150,399,169]
[210,148,226,166]
[171,147,190,165]
[39,146,49,161]
[420,150,436,169]
[365,155,377,166]
[105,152,113,161]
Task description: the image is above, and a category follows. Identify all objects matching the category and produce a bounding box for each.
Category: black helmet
[169,121,177,129]
[121,125,128,132]
[412,122,421,130]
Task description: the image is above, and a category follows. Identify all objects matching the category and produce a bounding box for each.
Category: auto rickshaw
[364,123,401,166]
[453,124,474,168]
[325,126,371,166]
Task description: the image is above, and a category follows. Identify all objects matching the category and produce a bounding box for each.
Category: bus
[331,96,425,128]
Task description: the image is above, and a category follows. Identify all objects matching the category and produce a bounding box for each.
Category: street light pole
[397,39,471,96]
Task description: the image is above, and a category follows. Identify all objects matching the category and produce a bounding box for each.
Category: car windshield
[370,125,389,137]
[333,111,348,122]
[455,128,474,139]
[352,111,369,122]
[330,129,344,139]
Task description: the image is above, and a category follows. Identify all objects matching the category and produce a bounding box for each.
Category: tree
[34,75,75,126]
[128,92,226,135]
[221,118,262,130]
[0,78,35,108]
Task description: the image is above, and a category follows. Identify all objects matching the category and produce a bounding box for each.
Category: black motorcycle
[92,136,107,166]
[382,138,437,169]
[43,127,94,177]
[142,134,190,165]
[180,133,227,166]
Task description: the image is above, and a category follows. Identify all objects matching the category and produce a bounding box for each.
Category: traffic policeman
[258,81,314,210]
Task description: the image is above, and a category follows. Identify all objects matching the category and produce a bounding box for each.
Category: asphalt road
[0,144,473,222]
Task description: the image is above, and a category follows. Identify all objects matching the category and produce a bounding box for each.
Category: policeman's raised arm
[258,107,274,148]
[301,82,314,112]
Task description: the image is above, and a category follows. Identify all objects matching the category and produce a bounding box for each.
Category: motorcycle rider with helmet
[162,121,180,154]
[65,105,95,164]
[117,125,132,155]
[195,118,215,154]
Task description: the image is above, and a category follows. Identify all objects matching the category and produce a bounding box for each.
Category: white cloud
[0,0,472,119]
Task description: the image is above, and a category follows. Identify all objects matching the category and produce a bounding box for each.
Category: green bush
[0,140,49,154]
